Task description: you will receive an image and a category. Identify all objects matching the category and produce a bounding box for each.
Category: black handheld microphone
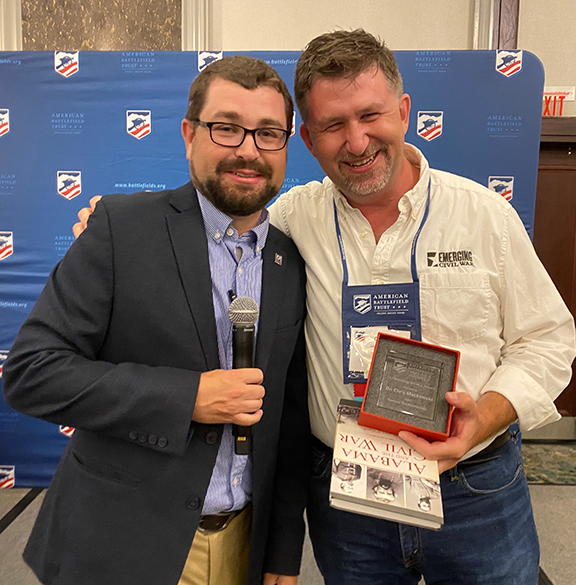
[228,296,259,455]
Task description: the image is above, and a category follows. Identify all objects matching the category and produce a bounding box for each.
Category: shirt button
[205,431,219,445]
[238,267,243,275]
[374,278,385,285]
[233,477,240,487]
[186,496,201,510]
[361,231,370,239]
[214,231,221,240]
[226,228,234,236]
[157,437,168,448]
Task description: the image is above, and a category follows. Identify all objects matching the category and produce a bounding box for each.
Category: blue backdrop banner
[0,49,543,487]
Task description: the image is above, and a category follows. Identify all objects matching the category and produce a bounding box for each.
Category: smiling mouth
[230,171,262,178]
[344,152,379,168]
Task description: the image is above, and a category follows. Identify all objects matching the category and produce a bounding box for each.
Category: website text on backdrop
[3,55,310,585]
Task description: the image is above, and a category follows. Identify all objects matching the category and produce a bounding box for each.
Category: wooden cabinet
[533,117,576,416]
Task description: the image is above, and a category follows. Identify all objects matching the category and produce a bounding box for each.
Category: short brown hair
[294,29,403,123]
[185,55,293,129]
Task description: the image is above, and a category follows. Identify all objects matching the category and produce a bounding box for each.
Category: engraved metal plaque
[362,335,458,435]
[376,351,443,421]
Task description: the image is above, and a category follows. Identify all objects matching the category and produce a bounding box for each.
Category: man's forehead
[201,77,286,125]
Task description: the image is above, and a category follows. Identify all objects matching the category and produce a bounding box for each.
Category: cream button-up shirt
[270,145,576,457]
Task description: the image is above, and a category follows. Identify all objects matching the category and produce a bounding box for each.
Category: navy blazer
[4,183,310,585]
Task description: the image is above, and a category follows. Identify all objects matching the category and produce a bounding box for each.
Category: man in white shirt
[268,29,575,585]
[73,30,575,584]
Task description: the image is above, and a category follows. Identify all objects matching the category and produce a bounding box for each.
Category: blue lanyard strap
[333,178,432,286]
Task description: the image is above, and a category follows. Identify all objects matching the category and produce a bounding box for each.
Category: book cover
[330,399,443,530]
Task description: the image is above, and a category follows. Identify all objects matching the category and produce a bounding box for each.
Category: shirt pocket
[420,272,491,346]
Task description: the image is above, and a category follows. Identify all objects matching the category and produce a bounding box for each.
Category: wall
[213,0,475,51]
[518,0,576,116]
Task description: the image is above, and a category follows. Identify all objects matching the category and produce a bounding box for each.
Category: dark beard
[190,159,280,217]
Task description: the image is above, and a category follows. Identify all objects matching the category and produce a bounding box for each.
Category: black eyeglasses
[194,120,290,151]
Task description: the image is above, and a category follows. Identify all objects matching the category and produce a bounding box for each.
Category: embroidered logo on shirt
[427,250,475,268]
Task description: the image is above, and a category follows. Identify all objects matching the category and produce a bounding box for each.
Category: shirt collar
[330,143,431,221]
[197,191,270,249]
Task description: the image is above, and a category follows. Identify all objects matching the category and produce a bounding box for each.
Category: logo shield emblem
[496,51,523,78]
[353,294,372,315]
[59,426,75,438]
[198,51,223,72]
[0,109,9,138]
[0,232,13,261]
[54,51,79,78]
[126,111,152,140]
[57,171,82,200]
[0,350,8,377]
[0,466,15,489]
[488,176,514,201]
[417,112,443,142]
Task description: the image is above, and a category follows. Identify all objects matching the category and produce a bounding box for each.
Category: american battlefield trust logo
[0,232,13,260]
[488,176,514,201]
[198,51,223,72]
[54,51,79,78]
[353,294,372,315]
[57,171,82,200]
[0,466,15,489]
[427,250,474,268]
[126,111,152,140]
[496,50,523,78]
[59,426,75,438]
[417,112,443,142]
[0,350,8,377]
[0,109,9,138]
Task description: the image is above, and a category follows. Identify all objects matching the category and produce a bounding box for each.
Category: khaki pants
[178,506,251,585]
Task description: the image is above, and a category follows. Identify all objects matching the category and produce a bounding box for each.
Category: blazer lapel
[256,230,288,373]
[165,184,220,371]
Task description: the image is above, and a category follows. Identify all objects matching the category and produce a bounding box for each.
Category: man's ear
[181,119,195,159]
[300,123,315,155]
[399,93,411,136]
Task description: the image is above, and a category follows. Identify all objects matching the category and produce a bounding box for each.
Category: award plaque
[358,333,460,442]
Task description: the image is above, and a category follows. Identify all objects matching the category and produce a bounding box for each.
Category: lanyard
[334,178,431,286]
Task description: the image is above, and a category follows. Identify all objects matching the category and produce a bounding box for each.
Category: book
[330,399,443,530]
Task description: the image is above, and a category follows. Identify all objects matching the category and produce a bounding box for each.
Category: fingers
[72,196,102,238]
[89,195,102,210]
[234,409,264,426]
[193,368,266,425]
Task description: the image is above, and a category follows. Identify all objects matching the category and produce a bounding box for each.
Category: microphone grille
[228,296,259,325]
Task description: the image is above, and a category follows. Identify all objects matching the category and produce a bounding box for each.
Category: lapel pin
[274,253,283,266]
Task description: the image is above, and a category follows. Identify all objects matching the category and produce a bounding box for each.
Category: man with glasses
[3,56,309,585]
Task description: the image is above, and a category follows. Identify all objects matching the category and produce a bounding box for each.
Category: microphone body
[228,297,259,455]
